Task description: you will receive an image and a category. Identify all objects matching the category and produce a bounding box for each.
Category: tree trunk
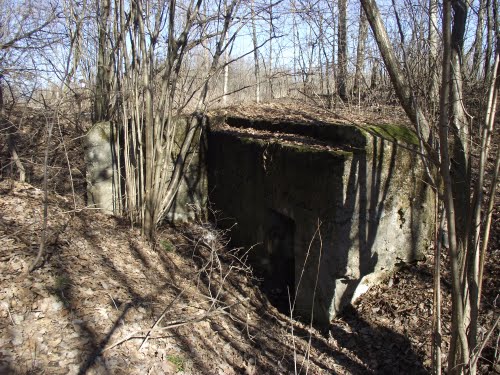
[94,0,111,123]
[471,0,486,78]
[439,4,469,373]
[484,0,494,78]
[361,1,474,371]
[292,0,298,84]
[360,0,430,139]
[337,0,347,100]
[370,60,379,90]
[251,0,260,103]
[354,5,368,100]
[428,0,439,109]
[223,27,229,105]
[268,0,274,99]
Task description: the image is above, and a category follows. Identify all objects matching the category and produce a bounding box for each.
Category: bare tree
[428,0,439,108]
[251,0,261,103]
[0,1,58,182]
[337,0,347,100]
[360,0,499,373]
[360,0,430,138]
[95,0,241,239]
[354,5,368,101]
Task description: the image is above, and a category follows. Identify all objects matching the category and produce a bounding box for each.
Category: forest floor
[0,100,498,374]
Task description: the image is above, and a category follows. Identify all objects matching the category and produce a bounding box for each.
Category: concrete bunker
[207,115,434,324]
[86,110,434,325]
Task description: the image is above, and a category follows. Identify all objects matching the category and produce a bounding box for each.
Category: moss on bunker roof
[209,101,419,151]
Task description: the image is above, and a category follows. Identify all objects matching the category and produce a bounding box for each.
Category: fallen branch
[104,298,248,352]
[139,289,185,351]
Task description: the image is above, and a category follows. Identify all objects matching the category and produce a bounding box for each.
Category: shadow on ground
[0,182,429,374]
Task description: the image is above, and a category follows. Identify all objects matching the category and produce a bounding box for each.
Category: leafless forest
[0,0,499,374]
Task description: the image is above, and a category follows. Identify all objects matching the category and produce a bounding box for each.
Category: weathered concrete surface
[86,114,434,324]
[85,121,119,214]
[207,117,434,324]
[164,116,208,222]
[85,118,207,221]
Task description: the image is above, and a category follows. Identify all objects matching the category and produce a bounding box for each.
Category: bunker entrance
[260,209,295,315]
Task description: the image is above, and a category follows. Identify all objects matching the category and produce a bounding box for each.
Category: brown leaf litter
[1,101,498,374]
[2,178,497,374]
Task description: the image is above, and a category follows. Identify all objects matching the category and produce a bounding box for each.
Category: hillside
[0,102,498,374]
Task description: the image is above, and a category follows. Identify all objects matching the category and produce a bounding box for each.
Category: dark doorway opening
[261,209,295,315]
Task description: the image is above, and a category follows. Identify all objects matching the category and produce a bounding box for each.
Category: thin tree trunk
[484,0,494,79]
[223,29,229,105]
[94,0,111,123]
[292,0,298,84]
[441,1,470,372]
[370,60,379,89]
[354,5,368,100]
[468,53,499,375]
[251,0,260,103]
[428,0,439,109]
[318,13,325,96]
[433,202,443,375]
[337,0,347,100]
[471,0,486,78]
[268,0,274,99]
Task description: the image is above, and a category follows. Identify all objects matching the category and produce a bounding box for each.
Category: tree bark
[360,0,430,140]
[354,5,368,100]
[251,0,261,103]
[337,0,347,100]
[428,0,439,109]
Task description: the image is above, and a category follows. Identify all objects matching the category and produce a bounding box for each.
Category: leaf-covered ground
[1,101,498,374]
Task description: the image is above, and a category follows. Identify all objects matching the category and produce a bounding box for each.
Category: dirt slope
[0,179,432,375]
[1,101,498,374]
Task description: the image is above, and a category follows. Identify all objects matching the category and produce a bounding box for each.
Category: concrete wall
[164,117,208,223]
[86,115,434,324]
[207,117,434,324]
[85,121,120,214]
[85,118,207,222]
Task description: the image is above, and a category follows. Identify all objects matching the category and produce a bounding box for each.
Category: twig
[470,314,500,368]
[7,305,15,325]
[304,219,322,375]
[432,199,444,375]
[104,299,247,352]
[139,289,185,351]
